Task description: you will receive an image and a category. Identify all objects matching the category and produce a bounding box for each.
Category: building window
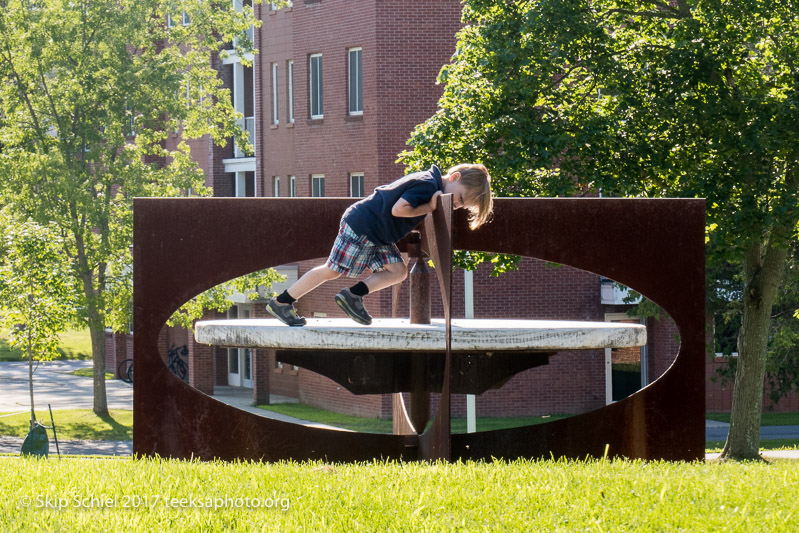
[311,174,325,197]
[289,175,296,197]
[273,176,280,197]
[350,173,365,197]
[271,63,279,125]
[287,60,295,124]
[348,48,362,115]
[310,54,323,119]
[167,10,189,28]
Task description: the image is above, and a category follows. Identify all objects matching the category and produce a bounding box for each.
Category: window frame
[287,60,295,124]
[348,47,363,116]
[349,173,365,197]
[271,63,279,125]
[309,53,323,119]
[311,174,325,197]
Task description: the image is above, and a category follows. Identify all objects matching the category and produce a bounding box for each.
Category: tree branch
[604,8,684,20]
[638,0,680,13]
[0,43,49,151]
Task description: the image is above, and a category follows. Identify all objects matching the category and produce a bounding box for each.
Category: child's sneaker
[266,298,307,327]
[334,288,373,325]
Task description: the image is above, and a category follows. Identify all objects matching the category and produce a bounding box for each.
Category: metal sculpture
[133,197,705,461]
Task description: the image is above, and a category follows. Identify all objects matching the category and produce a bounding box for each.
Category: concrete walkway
[1,361,797,459]
[0,360,339,456]
[0,360,132,412]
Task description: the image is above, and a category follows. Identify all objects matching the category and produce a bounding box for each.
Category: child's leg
[362,260,408,293]
[284,264,341,300]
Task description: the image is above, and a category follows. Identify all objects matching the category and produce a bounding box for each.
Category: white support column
[233,63,245,157]
[464,268,476,433]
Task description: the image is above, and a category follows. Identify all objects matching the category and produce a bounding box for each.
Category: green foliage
[0,216,76,363]
[166,269,285,331]
[400,0,799,455]
[711,243,799,402]
[403,0,799,247]
[0,0,261,349]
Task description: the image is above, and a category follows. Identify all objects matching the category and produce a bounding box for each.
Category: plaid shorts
[326,222,403,278]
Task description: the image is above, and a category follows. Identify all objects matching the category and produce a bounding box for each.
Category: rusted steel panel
[134,197,705,462]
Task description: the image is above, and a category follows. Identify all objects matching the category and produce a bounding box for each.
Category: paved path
[0,361,334,457]
[0,360,132,412]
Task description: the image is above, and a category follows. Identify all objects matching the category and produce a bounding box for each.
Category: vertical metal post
[408,232,432,433]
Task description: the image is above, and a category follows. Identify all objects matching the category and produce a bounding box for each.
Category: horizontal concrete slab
[195,318,647,352]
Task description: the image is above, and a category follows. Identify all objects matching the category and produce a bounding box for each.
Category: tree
[0,0,259,415]
[712,242,799,408]
[0,216,76,432]
[401,0,799,460]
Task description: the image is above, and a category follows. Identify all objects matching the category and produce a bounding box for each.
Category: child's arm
[391,191,443,218]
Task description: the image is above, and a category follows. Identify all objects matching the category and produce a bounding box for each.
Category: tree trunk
[28,330,35,424]
[90,319,109,416]
[721,238,788,460]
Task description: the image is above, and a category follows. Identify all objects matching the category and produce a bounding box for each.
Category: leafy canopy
[0,214,76,361]
[402,0,799,255]
[0,0,263,333]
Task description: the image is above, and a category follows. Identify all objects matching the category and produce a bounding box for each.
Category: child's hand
[429,190,443,212]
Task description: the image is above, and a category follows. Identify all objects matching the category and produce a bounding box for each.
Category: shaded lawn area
[0,409,131,441]
[258,403,799,451]
[255,402,571,434]
[707,411,799,426]
[0,328,92,362]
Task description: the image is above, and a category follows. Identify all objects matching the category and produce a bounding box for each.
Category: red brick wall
[375,0,463,183]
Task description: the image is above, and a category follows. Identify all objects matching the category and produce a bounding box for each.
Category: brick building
[107,0,797,419]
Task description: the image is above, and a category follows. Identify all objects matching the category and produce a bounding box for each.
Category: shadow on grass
[96,412,130,439]
[0,410,132,441]
[0,339,92,362]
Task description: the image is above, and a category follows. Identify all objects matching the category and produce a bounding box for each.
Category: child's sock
[275,290,296,305]
[350,282,369,297]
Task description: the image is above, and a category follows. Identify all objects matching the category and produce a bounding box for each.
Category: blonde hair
[448,163,493,229]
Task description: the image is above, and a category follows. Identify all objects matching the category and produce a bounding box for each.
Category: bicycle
[167,344,189,381]
[117,358,134,384]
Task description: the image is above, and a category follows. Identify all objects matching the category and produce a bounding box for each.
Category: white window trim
[289,175,296,197]
[348,47,363,116]
[273,176,280,197]
[311,174,325,197]
[271,63,279,125]
[287,60,295,123]
[310,53,323,119]
[349,172,365,197]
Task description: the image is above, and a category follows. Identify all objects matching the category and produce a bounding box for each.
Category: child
[267,163,493,326]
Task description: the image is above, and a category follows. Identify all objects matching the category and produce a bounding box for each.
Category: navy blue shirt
[343,165,444,245]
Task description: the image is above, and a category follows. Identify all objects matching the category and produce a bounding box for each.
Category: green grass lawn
[69,368,113,380]
[707,411,799,426]
[0,410,131,441]
[0,328,92,362]
[0,456,797,531]
[256,402,572,434]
